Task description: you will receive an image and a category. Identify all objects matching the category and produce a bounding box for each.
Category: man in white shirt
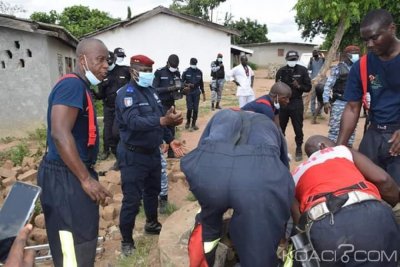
[229,55,255,107]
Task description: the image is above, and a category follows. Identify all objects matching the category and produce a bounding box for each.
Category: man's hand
[389,130,400,156]
[4,224,35,267]
[202,93,206,102]
[170,140,186,157]
[81,177,112,204]
[182,86,190,95]
[161,106,183,126]
[323,103,331,114]
[292,79,300,89]
[160,143,169,153]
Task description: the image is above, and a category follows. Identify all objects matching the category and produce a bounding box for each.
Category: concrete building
[84,6,240,81]
[241,42,317,68]
[0,14,78,137]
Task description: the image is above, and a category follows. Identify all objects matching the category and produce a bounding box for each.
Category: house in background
[241,42,317,68]
[0,14,78,137]
[84,6,241,81]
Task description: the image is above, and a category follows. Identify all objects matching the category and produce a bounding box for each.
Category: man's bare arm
[337,101,361,145]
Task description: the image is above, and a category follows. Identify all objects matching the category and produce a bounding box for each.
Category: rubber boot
[216,101,222,109]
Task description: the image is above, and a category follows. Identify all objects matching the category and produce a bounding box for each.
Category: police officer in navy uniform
[95,47,130,159]
[153,54,182,158]
[115,54,185,257]
[182,58,205,131]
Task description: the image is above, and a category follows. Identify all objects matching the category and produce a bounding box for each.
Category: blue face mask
[349,54,359,63]
[83,55,101,85]
[135,71,154,87]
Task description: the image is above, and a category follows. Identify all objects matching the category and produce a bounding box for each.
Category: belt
[124,143,157,155]
[369,123,400,132]
[307,191,378,221]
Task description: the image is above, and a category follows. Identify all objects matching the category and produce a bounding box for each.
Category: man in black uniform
[153,54,182,158]
[210,53,225,110]
[182,58,205,131]
[95,47,130,159]
[276,50,312,161]
[115,54,185,256]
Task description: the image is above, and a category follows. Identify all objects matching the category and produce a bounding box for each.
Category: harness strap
[56,74,97,147]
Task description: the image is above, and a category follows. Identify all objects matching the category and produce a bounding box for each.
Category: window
[57,54,63,76]
[278,49,284,57]
[18,59,25,68]
[6,50,12,59]
[1,61,5,69]
[14,41,20,49]
[27,49,32,57]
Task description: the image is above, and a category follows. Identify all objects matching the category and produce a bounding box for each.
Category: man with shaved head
[38,38,111,267]
[291,135,400,266]
[242,81,291,126]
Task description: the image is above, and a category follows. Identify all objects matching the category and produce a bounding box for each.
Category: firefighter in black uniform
[182,58,206,131]
[152,54,183,158]
[115,54,185,256]
[275,50,312,161]
[94,48,130,159]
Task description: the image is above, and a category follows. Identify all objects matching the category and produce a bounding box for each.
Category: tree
[127,6,132,19]
[30,10,58,24]
[170,0,226,21]
[0,1,25,15]
[294,0,380,113]
[227,18,270,44]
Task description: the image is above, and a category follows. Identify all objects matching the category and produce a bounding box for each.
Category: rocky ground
[0,68,367,266]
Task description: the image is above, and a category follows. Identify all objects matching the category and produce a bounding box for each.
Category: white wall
[93,13,232,81]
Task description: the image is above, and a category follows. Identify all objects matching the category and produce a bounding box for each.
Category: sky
[11,0,324,45]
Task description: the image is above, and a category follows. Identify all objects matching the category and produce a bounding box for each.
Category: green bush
[10,143,30,166]
[248,61,258,70]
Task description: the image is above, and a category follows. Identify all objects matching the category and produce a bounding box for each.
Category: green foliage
[248,61,258,70]
[0,136,16,144]
[170,0,226,20]
[186,192,197,202]
[127,6,132,19]
[30,10,58,24]
[10,142,29,166]
[227,18,270,44]
[30,5,121,39]
[94,99,104,117]
[162,202,178,215]
[117,235,157,267]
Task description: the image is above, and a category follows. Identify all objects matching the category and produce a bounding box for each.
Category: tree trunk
[303,13,347,115]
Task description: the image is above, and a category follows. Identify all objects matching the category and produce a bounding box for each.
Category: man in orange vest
[292,135,400,266]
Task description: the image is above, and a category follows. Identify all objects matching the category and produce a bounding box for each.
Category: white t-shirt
[229,64,255,96]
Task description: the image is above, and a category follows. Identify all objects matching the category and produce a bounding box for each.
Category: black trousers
[186,93,200,123]
[38,158,99,267]
[103,105,119,155]
[279,99,304,147]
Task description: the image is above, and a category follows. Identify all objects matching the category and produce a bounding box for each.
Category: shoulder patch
[124,97,133,107]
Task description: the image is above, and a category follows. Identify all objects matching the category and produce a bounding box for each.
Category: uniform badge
[124,97,133,107]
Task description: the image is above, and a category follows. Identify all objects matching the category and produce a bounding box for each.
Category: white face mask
[217,58,223,62]
[116,57,124,64]
[274,95,280,110]
[287,61,297,68]
[190,65,197,69]
[349,54,359,63]
[83,55,101,85]
[108,63,115,71]
[169,67,178,72]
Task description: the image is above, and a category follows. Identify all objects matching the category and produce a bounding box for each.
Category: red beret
[130,55,154,66]
[344,45,360,53]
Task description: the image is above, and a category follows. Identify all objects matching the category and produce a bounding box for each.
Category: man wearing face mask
[115,54,185,257]
[241,81,292,126]
[94,48,131,161]
[182,58,205,131]
[210,53,225,110]
[153,54,182,158]
[322,45,360,147]
[276,50,312,161]
[37,38,111,267]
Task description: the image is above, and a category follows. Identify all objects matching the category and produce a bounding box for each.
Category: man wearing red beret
[322,45,360,147]
[114,54,185,256]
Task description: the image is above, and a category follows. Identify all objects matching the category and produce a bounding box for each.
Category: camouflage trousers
[211,79,225,103]
[328,100,355,146]
[160,149,168,197]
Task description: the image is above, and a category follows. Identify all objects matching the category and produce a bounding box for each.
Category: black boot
[186,109,192,129]
[216,102,222,109]
[191,121,199,131]
[145,219,162,235]
[121,242,135,257]
[211,102,215,111]
[185,121,190,129]
[295,146,303,162]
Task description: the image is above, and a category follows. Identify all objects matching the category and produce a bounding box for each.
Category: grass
[186,192,197,202]
[9,142,30,166]
[116,235,158,267]
[0,136,16,144]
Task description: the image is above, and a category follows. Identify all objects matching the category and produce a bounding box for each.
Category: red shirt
[292,146,381,213]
